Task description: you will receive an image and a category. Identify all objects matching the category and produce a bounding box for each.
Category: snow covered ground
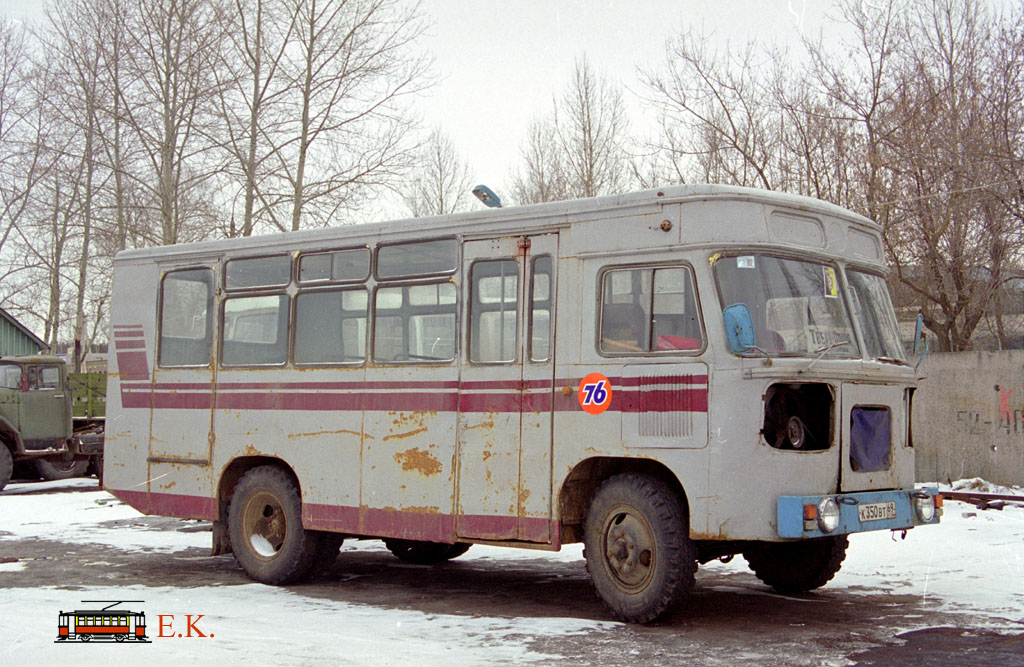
[1,478,1022,665]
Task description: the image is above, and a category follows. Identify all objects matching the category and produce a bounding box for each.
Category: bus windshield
[847,270,905,362]
[714,254,857,358]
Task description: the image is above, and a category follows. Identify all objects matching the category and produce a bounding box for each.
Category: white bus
[104,185,940,623]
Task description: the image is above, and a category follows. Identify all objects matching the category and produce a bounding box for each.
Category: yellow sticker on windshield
[823,266,838,298]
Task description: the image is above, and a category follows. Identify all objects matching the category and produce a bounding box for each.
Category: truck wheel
[583,473,696,623]
[35,456,89,481]
[743,535,849,593]
[227,466,318,584]
[383,539,472,564]
[0,446,12,492]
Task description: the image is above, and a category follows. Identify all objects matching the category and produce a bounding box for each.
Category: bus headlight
[913,493,936,522]
[817,497,840,533]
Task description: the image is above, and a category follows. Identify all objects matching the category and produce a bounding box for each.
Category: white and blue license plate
[858,501,897,522]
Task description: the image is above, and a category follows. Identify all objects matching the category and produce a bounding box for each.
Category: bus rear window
[159,268,213,367]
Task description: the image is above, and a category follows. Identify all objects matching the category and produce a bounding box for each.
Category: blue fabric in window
[850,407,891,472]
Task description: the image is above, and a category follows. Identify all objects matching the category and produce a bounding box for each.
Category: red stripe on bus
[111,489,561,547]
[122,388,708,414]
[116,351,150,380]
[110,488,217,521]
[115,339,146,349]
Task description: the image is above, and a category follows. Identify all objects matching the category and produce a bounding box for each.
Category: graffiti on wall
[955,384,1024,438]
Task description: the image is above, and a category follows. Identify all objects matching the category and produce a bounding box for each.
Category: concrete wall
[913,350,1024,485]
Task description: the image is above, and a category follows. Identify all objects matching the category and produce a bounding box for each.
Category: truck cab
[0,355,79,490]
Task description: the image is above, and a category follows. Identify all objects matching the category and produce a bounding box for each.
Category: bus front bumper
[777,488,942,538]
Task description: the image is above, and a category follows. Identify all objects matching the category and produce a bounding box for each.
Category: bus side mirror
[723,303,756,353]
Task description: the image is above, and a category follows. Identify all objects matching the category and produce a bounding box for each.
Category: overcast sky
[417,0,831,191]
[0,0,835,208]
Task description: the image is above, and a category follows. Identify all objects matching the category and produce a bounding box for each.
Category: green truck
[0,355,105,491]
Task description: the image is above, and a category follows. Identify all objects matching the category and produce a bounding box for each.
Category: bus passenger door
[149,267,217,466]
[457,234,557,542]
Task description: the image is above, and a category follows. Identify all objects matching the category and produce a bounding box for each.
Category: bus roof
[114,185,877,263]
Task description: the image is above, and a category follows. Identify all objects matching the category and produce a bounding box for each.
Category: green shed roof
[0,307,47,356]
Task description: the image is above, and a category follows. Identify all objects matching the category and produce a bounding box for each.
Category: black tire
[743,534,849,593]
[583,473,696,624]
[35,456,89,481]
[0,445,12,492]
[227,466,319,585]
[383,539,472,564]
[306,531,345,578]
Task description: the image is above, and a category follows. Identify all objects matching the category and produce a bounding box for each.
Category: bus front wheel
[742,534,849,593]
[227,466,319,585]
[583,473,696,624]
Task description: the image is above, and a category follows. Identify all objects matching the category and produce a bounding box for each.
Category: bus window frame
[370,278,459,365]
[219,291,291,368]
[374,236,459,282]
[467,257,521,366]
[528,254,553,364]
[297,245,372,285]
[223,252,293,292]
[157,266,215,369]
[596,261,707,358]
[292,284,370,367]
[710,249,859,359]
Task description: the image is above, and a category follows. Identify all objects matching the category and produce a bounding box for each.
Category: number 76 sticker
[578,372,613,415]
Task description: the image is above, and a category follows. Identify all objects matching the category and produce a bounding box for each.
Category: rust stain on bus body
[288,428,364,439]
[394,447,442,476]
[383,426,428,442]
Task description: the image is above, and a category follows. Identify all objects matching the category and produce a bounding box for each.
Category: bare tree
[403,126,472,217]
[215,0,298,237]
[116,0,228,245]
[555,56,630,198]
[511,57,631,204]
[509,115,569,205]
[260,0,429,231]
[0,19,45,257]
[641,32,779,190]
[644,0,1024,351]
[39,0,110,368]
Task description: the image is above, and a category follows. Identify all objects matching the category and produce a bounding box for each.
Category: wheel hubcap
[602,509,656,590]
[786,416,805,448]
[243,491,287,559]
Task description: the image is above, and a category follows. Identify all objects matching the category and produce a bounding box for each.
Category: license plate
[858,501,897,522]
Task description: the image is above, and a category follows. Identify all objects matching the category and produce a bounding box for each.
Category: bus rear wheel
[742,534,849,593]
[228,466,318,585]
[583,473,696,624]
[383,539,471,564]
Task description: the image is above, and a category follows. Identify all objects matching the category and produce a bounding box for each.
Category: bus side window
[159,269,214,367]
[530,256,552,362]
[470,259,519,363]
[294,288,368,364]
[222,294,289,366]
[373,282,456,363]
[600,265,703,355]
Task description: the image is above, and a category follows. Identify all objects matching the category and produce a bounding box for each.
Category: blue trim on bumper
[778,489,941,538]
